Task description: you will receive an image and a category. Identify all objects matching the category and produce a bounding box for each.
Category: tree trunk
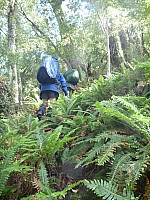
[18,69,23,105]
[98,16,111,76]
[141,31,149,56]
[109,35,121,70]
[107,33,111,76]
[8,0,19,103]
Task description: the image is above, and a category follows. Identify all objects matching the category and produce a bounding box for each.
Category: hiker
[63,69,79,95]
[66,82,79,95]
[36,52,68,120]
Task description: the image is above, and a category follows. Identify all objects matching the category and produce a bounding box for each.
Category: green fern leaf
[52,180,84,198]
[96,142,118,166]
[0,147,16,196]
[37,161,52,199]
[85,179,138,200]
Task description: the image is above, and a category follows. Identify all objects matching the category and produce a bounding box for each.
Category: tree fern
[85,179,139,200]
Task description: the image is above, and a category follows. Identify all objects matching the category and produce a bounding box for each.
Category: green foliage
[0,112,79,199]
[85,179,138,200]
[95,96,150,140]
[60,94,149,198]
[21,160,84,200]
[0,115,42,198]
[37,161,52,199]
[41,125,76,160]
[74,68,146,111]
[21,180,84,200]
[1,0,150,198]
[0,60,149,200]
[54,94,82,117]
[137,61,150,80]
[52,180,84,198]
[0,75,14,117]
[0,147,16,196]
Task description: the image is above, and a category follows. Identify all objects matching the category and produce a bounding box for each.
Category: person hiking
[36,52,68,120]
[63,69,79,95]
[66,82,79,95]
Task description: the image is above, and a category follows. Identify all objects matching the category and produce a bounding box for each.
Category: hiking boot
[37,104,46,120]
[46,107,52,117]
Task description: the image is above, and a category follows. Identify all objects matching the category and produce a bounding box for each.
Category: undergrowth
[0,69,150,199]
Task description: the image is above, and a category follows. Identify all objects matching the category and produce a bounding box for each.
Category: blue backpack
[37,55,60,85]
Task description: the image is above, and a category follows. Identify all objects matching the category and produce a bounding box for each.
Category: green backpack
[64,69,79,85]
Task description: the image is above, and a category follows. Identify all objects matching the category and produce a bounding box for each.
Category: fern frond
[21,180,85,200]
[95,97,150,140]
[110,154,131,183]
[52,180,84,198]
[85,179,138,200]
[54,95,81,117]
[37,161,52,198]
[96,101,140,131]
[108,148,148,188]
[75,142,102,168]
[35,126,44,149]
[112,96,140,114]
[127,159,148,184]
[41,125,62,158]
[38,162,49,187]
[88,132,131,143]
[96,142,118,166]
[75,130,133,168]
[61,139,92,164]
[41,125,75,160]
[0,147,16,196]
[76,141,118,168]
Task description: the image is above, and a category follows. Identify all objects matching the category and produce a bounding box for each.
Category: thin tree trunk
[107,33,111,76]
[97,15,111,77]
[8,0,19,103]
[117,33,134,70]
[18,69,23,105]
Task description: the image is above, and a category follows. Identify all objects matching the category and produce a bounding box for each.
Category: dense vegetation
[0,0,150,199]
